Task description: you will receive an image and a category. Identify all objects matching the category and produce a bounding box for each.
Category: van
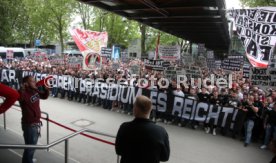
[0,47,27,59]
[63,50,82,57]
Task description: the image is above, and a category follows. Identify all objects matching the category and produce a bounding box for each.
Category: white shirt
[173,90,185,97]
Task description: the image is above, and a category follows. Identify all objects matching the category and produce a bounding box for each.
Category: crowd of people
[0,57,276,151]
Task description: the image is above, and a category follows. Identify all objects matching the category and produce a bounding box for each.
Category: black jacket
[115,118,170,163]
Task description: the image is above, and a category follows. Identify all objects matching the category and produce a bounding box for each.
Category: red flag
[154,32,161,60]
[36,76,53,87]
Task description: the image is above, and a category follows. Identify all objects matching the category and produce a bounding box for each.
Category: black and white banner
[229,7,276,68]
[243,63,251,79]
[207,51,216,70]
[250,68,270,88]
[221,59,242,71]
[0,69,245,130]
[144,59,164,71]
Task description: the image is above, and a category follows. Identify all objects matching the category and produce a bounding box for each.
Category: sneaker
[178,123,182,127]
[212,129,216,136]
[164,120,168,124]
[244,143,248,147]
[205,127,210,134]
[260,145,267,149]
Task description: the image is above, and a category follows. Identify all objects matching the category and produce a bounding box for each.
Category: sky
[225,0,242,9]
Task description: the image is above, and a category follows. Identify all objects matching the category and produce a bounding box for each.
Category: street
[0,97,274,163]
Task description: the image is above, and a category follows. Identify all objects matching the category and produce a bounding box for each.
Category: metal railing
[2,103,50,149]
[0,128,118,163]
[0,100,120,163]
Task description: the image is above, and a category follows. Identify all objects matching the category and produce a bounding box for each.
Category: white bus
[0,47,27,59]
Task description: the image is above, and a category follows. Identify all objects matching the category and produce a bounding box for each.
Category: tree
[75,2,95,29]
[17,0,56,47]
[45,0,75,53]
[240,0,276,7]
[139,24,147,55]
[143,27,189,53]
[0,0,26,45]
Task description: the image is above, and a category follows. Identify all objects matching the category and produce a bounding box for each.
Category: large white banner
[159,45,180,61]
[70,28,108,70]
[229,7,276,68]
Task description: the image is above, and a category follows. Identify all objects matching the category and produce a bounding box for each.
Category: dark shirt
[228,98,241,109]
[266,110,276,126]
[242,101,258,121]
[271,156,276,163]
[219,95,229,106]
[209,95,223,106]
[18,87,49,124]
[115,118,170,163]
[197,93,210,103]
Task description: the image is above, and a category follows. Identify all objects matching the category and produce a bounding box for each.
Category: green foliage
[0,0,26,45]
[0,0,185,52]
[240,0,276,7]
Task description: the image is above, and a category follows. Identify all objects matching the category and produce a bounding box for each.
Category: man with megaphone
[18,75,51,163]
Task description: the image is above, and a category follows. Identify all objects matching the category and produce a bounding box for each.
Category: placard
[144,59,164,71]
[159,45,180,61]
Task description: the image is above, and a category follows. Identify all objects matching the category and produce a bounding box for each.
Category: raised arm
[0,83,20,114]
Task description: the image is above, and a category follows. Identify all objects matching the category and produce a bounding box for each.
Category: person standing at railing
[0,83,20,114]
[18,76,49,163]
[115,95,170,163]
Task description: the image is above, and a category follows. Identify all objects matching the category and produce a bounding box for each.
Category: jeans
[22,125,40,163]
[244,119,255,144]
[264,124,276,145]
[51,87,58,97]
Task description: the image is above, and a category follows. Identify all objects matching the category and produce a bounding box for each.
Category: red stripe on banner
[246,53,268,68]
[11,107,115,146]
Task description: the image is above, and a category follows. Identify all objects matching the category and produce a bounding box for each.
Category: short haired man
[18,76,49,163]
[115,95,170,163]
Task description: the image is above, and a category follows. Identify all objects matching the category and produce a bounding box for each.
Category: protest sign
[229,7,276,68]
[0,68,246,131]
[112,45,120,60]
[49,55,65,65]
[184,66,202,79]
[144,59,164,71]
[6,50,14,60]
[197,56,207,67]
[198,44,206,55]
[159,45,180,61]
[182,54,194,66]
[130,65,140,75]
[215,60,222,69]
[121,50,128,63]
[250,68,270,88]
[165,67,184,79]
[101,47,112,59]
[33,52,48,62]
[207,50,214,59]
[68,56,82,68]
[243,63,251,79]
[221,59,242,71]
[70,28,108,70]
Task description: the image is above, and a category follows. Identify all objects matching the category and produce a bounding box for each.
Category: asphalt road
[0,97,274,163]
